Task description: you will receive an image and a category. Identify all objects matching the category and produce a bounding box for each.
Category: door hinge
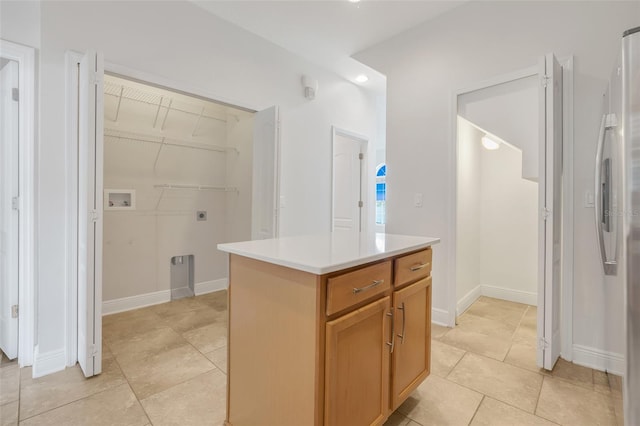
[11,197,20,211]
[541,207,551,221]
[90,72,102,86]
[358,201,364,208]
[11,305,18,319]
[538,337,549,350]
[541,74,550,88]
[359,153,364,160]
[12,88,19,102]
[88,344,98,356]
[89,210,99,222]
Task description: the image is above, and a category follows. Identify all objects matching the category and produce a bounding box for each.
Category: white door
[251,106,280,240]
[78,50,104,377]
[332,130,367,232]
[0,60,19,359]
[537,53,563,370]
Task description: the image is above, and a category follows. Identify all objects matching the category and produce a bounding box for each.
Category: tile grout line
[109,350,154,425]
[444,349,469,380]
[531,376,562,426]
[17,361,22,424]
[466,395,484,425]
[17,380,132,422]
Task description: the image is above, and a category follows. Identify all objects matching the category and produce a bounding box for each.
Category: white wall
[456,119,482,305]
[458,75,539,181]
[0,1,41,49]
[17,0,378,374]
[356,1,639,360]
[456,118,538,312]
[479,134,538,301]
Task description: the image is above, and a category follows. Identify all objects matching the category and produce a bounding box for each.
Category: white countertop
[217,233,440,275]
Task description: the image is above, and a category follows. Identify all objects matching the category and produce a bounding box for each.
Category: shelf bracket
[113,86,124,123]
[153,137,166,172]
[155,188,166,210]
[192,107,205,137]
[152,96,164,129]
[160,99,173,131]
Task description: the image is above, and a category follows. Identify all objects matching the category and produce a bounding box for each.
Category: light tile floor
[0,294,623,426]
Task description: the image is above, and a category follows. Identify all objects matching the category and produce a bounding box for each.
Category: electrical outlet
[197,211,207,221]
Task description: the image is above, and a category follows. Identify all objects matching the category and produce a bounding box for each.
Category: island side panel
[227,254,320,426]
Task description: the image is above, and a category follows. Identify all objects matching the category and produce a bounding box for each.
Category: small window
[376,164,386,225]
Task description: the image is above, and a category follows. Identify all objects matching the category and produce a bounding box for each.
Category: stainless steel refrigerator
[623,25,640,426]
[599,25,640,426]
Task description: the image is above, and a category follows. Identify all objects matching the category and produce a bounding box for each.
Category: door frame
[0,40,36,367]
[64,52,266,365]
[331,126,370,233]
[447,58,574,360]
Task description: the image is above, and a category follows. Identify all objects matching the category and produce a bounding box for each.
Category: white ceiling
[192,1,465,92]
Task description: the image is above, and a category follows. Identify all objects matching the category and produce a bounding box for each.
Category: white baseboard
[455,285,537,317]
[102,290,171,315]
[32,346,66,378]
[102,278,230,315]
[572,344,624,376]
[457,285,482,316]
[432,308,450,326]
[481,285,537,306]
[194,278,228,295]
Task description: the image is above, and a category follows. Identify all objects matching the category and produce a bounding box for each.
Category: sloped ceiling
[192,1,466,92]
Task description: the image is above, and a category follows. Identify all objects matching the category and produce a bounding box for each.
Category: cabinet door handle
[353,279,384,294]
[386,309,395,353]
[410,263,429,272]
[397,302,406,344]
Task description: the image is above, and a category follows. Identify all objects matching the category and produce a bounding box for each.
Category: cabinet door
[391,277,432,410]
[325,296,391,426]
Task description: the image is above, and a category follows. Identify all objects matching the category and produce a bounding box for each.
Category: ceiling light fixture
[355,74,369,83]
[349,0,361,3]
[481,135,500,150]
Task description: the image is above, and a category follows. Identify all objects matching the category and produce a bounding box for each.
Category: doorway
[451,55,572,371]
[101,72,257,310]
[332,127,369,233]
[0,40,35,368]
[67,51,281,377]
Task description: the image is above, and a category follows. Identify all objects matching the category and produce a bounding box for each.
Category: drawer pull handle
[397,302,406,344]
[352,279,384,295]
[410,263,429,272]
[386,309,395,353]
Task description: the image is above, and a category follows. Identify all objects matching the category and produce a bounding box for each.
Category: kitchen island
[218,233,440,426]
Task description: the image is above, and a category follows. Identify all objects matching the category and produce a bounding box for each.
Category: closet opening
[452,72,541,366]
[102,73,258,314]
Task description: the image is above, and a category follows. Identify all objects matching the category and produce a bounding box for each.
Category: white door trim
[0,39,36,367]
[65,51,81,367]
[331,126,370,233]
[448,59,574,359]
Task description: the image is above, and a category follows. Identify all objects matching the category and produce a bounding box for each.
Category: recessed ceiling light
[355,74,369,83]
[481,135,500,150]
[349,0,361,3]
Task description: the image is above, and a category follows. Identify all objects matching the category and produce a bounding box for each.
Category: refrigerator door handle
[595,113,618,276]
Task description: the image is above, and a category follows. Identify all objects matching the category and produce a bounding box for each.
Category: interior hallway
[0,294,623,425]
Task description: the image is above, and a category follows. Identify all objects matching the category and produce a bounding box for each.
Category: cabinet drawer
[394,248,432,287]
[326,261,392,316]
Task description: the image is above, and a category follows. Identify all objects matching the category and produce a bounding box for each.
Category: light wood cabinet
[325,296,391,426]
[390,277,432,410]
[225,246,433,426]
